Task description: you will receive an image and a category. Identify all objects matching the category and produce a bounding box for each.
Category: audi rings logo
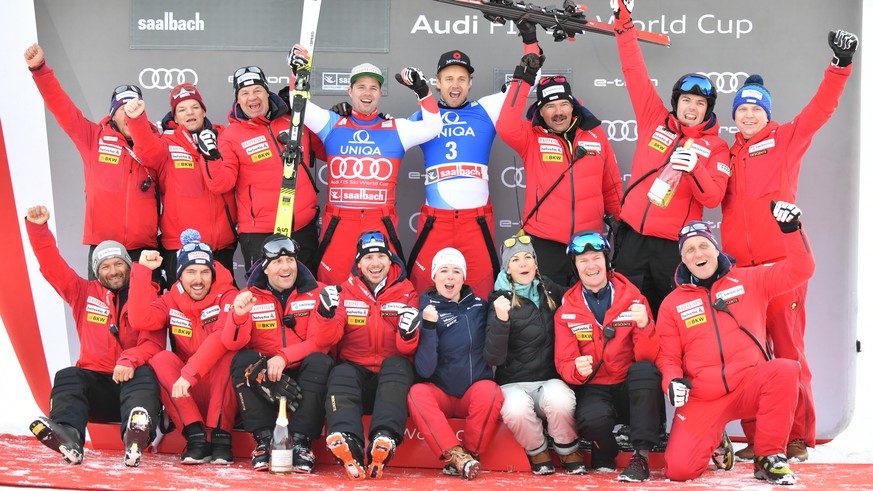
[697,72,749,94]
[501,167,525,188]
[318,164,329,186]
[329,157,393,180]
[408,212,421,233]
[602,120,638,142]
[139,68,198,90]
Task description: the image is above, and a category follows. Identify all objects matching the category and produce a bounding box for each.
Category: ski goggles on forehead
[679,221,712,238]
[567,232,608,255]
[503,234,532,248]
[677,75,714,97]
[540,75,567,85]
[180,241,212,253]
[234,66,263,78]
[112,84,141,101]
[359,231,388,248]
[263,236,299,259]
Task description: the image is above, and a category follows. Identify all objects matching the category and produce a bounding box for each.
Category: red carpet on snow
[1,434,871,490]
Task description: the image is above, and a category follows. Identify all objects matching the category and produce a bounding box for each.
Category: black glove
[515,19,538,45]
[331,101,352,117]
[770,200,802,233]
[397,307,421,341]
[512,52,544,86]
[668,377,692,407]
[243,356,304,410]
[195,129,221,161]
[395,67,430,100]
[317,285,342,318]
[828,29,858,68]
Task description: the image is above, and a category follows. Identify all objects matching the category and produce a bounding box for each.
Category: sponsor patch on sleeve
[717,162,731,176]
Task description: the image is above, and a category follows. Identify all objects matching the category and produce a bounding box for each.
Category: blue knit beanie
[732,74,772,121]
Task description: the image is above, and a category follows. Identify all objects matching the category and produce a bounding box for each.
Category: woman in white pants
[483,233,586,475]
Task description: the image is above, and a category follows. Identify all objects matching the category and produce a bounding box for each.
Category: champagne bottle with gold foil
[647,139,694,208]
[269,396,294,474]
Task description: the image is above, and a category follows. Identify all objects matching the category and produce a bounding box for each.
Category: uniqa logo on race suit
[339,130,382,155]
[138,68,198,90]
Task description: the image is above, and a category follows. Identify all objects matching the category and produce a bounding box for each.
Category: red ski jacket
[30,65,159,249]
[203,95,324,234]
[127,262,237,384]
[723,64,851,267]
[554,271,658,386]
[126,112,237,251]
[656,228,815,401]
[222,261,327,369]
[26,220,163,373]
[312,257,419,372]
[497,81,623,243]
[615,26,730,240]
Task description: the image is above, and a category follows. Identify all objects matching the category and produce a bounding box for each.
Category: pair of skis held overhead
[272,0,669,239]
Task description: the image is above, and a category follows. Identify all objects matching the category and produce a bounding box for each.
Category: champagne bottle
[269,396,294,474]
[647,139,694,208]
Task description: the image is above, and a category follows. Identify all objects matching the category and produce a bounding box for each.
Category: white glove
[196,129,220,160]
[771,200,802,232]
[397,307,420,341]
[318,285,341,318]
[670,148,698,173]
[287,43,311,75]
[669,378,692,407]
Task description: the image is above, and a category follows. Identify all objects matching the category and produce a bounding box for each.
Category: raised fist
[395,67,430,100]
[233,291,256,316]
[575,355,594,378]
[26,205,50,225]
[829,29,858,67]
[421,305,439,323]
[23,43,45,69]
[124,98,145,119]
[493,295,511,321]
[770,200,802,233]
[397,306,421,341]
[515,19,538,44]
[196,129,221,160]
[629,303,649,328]
[138,250,163,271]
[610,0,634,25]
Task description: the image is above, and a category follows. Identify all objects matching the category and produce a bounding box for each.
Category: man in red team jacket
[24,44,159,277]
[723,29,858,462]
[656,203,814,485]
[128,230,239,465]
[25,205,163,468]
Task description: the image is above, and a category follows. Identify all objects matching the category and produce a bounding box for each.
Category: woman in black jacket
[484,233,586,475]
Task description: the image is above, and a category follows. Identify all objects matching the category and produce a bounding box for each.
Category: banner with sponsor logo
[22,0,862,440]
[131,0,390,52]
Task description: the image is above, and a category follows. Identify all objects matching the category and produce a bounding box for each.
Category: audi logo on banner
[318,164,329,186]
[139,68,198,90]
[501,167,525,188]
[697,71,749,94]
[602,120,638,142]
[329,157,393,180]
[408,212,420,233]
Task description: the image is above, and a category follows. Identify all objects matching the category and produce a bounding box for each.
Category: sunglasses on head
[181,241,212,254]
[567,232,608,255]
[540,75,567,85]
[359,231,387,249]
[234,66,263,78]
[263,236,299,259]
[170,83,197,99]
[677,74,714,97]
[503,234,532,248]
[112,85,141,101]
[679,221,712,238]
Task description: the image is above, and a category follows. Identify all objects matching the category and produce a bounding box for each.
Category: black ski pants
[612,225,681,319]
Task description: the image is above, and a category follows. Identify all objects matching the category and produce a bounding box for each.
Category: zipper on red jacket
[707,290,731,394]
